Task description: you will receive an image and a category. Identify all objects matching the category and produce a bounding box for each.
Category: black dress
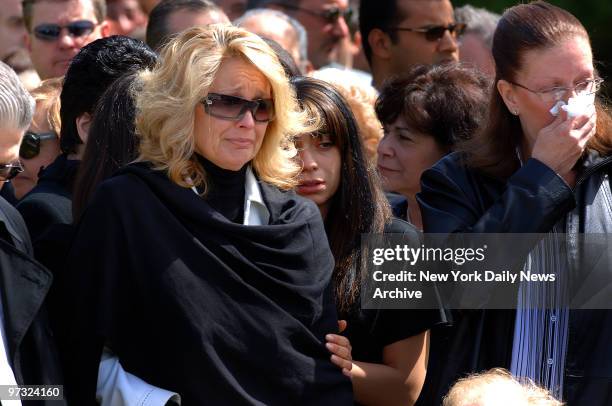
[341,218,447,368]
[64,160,353,405]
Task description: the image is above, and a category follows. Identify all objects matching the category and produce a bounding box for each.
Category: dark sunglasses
[33,20,96,42]
[274,3,353,24]
[0,162,23,182]
[20,131,57,159]
[389,23,467,41]
[201,93,275,123]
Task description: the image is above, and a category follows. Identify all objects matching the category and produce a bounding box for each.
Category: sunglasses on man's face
[33,20,96,42]
[389,23,467,42]
[0,162,23,182]
[20,131,58,160]
[201,93,275,123]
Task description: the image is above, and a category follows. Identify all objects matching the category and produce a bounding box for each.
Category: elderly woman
[64,25,353,405]
[375,63,490,230]
[417,2,612,405]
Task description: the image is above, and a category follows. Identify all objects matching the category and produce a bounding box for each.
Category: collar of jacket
[38,153,80,191]
[0,237,52,378]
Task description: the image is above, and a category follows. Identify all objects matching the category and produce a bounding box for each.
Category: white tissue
[549,93,595,118]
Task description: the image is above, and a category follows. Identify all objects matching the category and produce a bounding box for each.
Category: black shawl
[64,163,353,405]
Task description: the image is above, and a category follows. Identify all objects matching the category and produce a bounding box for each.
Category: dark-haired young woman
[292,76,445,405]
[417,2,612,404]
[72,72,142,221]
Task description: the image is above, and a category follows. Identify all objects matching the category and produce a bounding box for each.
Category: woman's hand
[531,107,597,176]
[326,320,353,378]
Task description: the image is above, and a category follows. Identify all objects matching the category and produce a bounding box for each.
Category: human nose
[237,108,256,128]
[438,28,459,56]
[57,29,79,49]
[299,147,318,171]
[331,14,349,39]
[377,134,394,157]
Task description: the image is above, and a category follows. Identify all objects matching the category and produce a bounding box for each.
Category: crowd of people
[0,0,610,405]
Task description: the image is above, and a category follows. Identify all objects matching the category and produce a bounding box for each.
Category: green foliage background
[454,0,612,97]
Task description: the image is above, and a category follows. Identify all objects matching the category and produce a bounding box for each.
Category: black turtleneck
[197,154,246,224]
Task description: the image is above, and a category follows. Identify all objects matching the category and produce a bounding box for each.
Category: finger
[577,116,596,141]
[326,342,352,360]
[337,320,347,333]
[330,354,353,371]
[326,333,351,348]
[342,368,352,378]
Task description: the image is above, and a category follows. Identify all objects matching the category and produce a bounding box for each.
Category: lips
[297,179,325,194]
[227,138,254,148]
[377,164,399,173]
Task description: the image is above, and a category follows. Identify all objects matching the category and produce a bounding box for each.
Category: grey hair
[0,61,35,130]
[234,8,308,64]
[455,5,501,49]
[245,0,294,9]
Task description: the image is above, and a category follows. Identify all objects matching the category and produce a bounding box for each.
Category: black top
[64,162,353,405]
[197,154,246,224]
[341,218,446,365]
[0,196,67,405]
[415,152,612,406]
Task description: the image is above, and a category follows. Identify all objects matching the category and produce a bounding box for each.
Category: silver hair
[234,8,308,64]
[0,61,34,130]
[455,5,501,49]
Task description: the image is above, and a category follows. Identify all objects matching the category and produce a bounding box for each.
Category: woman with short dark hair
[375,63,490,229]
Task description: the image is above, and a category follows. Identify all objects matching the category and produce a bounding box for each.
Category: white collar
[189,165,270,226]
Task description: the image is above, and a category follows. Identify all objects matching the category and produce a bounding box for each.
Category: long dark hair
[72,72,142,221]
[459,1,612,178]
[292,76,391,313]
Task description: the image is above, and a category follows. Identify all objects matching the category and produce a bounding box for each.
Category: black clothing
[65,163,353,405]
[198,155,246,224]
[17,154,78,243]
[387,193,408,222]
[0,196,66,405]
[341,218,446,365]
[0,182,18,206]
[415,152,612,405]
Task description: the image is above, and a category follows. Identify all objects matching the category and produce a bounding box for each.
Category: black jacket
[0,196,66,405]
[415,152,612,405]
[64,163,353,405]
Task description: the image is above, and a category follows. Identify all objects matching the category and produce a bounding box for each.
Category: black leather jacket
[415,151,612,405]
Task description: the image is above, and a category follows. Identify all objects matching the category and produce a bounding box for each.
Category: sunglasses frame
[201,93,275,123]
[389,23,467,42]
[0,162,24,183]
[33,20,96,42]
[20,131,58,160]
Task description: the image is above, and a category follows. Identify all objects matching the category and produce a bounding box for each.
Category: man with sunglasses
[0,61,67,404]
[23,0,110,80]
[246,0,351,69]
[360,0,462,90]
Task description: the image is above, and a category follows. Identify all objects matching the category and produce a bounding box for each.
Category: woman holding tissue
[417,2,612,405]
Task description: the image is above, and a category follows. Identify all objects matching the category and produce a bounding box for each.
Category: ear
[76,112,92,145]
[368,28,392,60]
[497,79,520,115]
[99,20,111,37]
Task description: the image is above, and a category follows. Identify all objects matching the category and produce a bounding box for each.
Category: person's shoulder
[259,182,322,223]
[384,217,419,237]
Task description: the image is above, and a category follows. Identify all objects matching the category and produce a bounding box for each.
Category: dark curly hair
[375,63,491,150]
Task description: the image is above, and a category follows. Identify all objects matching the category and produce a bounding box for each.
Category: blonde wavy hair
[310,68,382,162]
[136,24,314,190]
[30,77,62,135]
[443,368,564,406]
